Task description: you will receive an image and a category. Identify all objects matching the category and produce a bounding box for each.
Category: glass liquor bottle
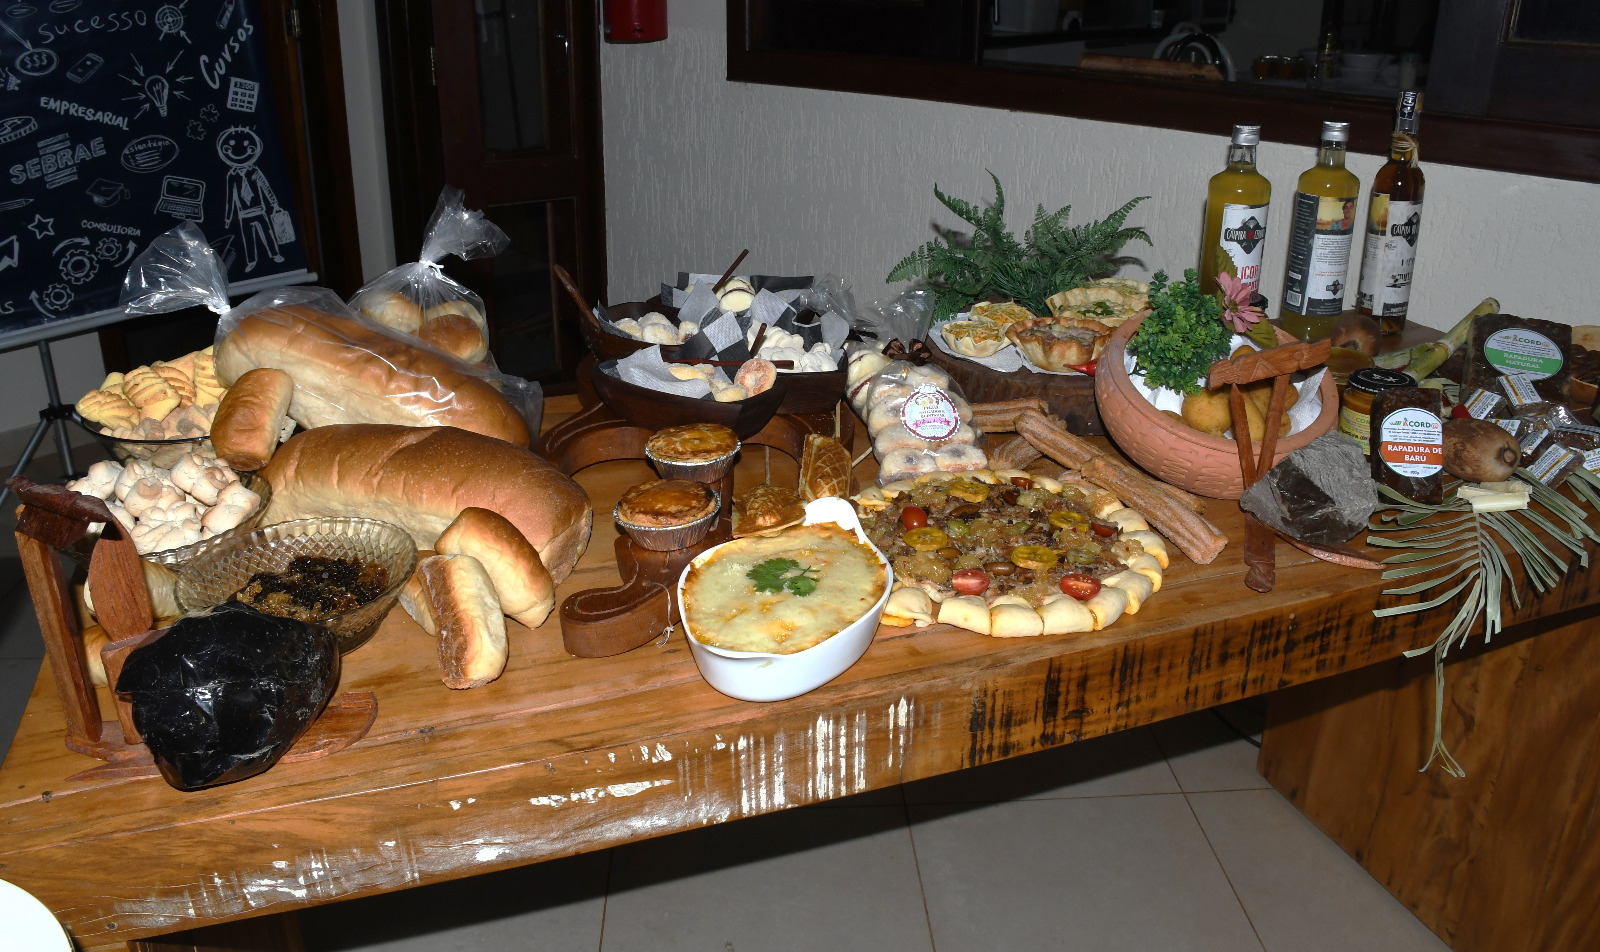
[1358,91,1426,336]
[1280,121,1361,342]
[1199,124,1271,299]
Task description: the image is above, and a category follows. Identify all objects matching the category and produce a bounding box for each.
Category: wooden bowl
[579,296,684,361]
[590,361,786,439]
[774,368,847,415]
[1094,314,1340,499]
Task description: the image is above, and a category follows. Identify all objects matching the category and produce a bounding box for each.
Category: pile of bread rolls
[846,345,986,484]
[75,347,227,441]
[612,311,699,346]
[745,324,837,373]
[67,451,260,554]
[353,289,491,365]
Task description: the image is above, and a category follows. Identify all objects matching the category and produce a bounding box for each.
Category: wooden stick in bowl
[711,250,750,294]
[669,358,794,369]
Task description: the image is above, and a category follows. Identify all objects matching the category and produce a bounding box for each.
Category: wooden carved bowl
[774,368,848,415]
[579,296,684,361]
[590,361,787,439]
[1095,314,1339,500]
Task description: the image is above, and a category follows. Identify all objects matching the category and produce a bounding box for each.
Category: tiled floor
[0,451,1449,952]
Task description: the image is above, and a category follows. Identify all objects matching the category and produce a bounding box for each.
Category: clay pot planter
[1094,313,1339,500]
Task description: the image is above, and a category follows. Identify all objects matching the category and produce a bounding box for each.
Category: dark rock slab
[1240,432,1379,545]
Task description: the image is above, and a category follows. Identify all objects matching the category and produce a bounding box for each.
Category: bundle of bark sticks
[970,399,1229,565]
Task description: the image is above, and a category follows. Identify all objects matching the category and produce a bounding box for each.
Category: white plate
[678,497,893,702]
[0,879,72,951]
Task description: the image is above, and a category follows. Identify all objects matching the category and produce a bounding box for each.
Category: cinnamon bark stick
[971,398,1052,433]
[1016,409,1228,564]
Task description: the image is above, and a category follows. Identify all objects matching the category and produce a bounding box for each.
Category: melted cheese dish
[683,523,886,654]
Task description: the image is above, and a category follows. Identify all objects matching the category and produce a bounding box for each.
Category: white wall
[0,333,109,441]
[599,0,1600,333]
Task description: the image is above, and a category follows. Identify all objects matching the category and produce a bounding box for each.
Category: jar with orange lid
[1339,367,1415,456]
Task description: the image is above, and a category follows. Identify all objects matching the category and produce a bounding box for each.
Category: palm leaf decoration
[887,172,1151,323]
[1368,467,1600,776]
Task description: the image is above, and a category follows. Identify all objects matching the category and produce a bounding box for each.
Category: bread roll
[210,368,293,471]
[418,313,489,363]
[259,424,591,583]
[435,507,555,628]
[399,568,436,636]
[420,554,507,689]
[355,290,424,335]
[215,302,529,447]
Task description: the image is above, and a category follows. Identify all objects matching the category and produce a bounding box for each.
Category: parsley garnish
[1127,269,1230,395]
[747,558,820,596]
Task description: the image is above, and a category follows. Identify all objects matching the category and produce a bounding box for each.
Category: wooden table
[2,395,1596,952]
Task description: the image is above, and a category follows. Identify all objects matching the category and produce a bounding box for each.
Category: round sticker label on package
[1484,329,1563,380]
[1378,407,1444,477]
[901,385,960,441]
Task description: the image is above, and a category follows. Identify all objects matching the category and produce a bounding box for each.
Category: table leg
[129,912,304,952]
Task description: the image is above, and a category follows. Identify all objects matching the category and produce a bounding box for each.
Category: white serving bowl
[0,878,71,951]
[678,497,893,702]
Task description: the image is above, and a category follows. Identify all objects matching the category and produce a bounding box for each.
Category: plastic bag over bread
[121,223,542,446]
[348,187,506,366]
[844,342,985,485]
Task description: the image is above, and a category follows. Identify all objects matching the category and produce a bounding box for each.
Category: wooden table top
[4,393,1597,952]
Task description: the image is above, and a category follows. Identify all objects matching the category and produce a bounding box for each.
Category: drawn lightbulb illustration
[145,74,170,118]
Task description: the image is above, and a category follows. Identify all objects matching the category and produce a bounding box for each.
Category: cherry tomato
[1450,403,1471,419]
[1010,476,1033,489]
[951,568,990,595]
[1059,573,1102,600]
[1090,521,1117,538]
[900,505,929,530]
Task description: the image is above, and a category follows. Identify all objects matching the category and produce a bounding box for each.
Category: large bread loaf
[259,425,591,583]
[216,302,530,447]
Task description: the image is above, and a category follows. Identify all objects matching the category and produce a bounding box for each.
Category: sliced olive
[984,560,1016,577]
[1010,476,1033,489]
[937,546,961,560]
[999,488,1021,506]
[949,503,981,519]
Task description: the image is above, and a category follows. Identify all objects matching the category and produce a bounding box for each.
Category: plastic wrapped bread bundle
[844,342,983,485]
[347,186,507,366]
[122,222,543,446]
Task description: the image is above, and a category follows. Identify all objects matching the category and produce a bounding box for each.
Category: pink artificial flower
[1216,271,1265,334]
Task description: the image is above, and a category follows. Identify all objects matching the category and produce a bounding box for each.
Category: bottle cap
[1321,121,1351,143]
[1231,124,1261,146]
[1347,367,1415,395]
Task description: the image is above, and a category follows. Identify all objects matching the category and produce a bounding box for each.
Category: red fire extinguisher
[603,0,667,43]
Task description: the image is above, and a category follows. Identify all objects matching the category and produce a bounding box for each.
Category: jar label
[1585,448,1600,473]
[1378,407,1443,477]
[1357,197,1422,318]
[1338,405,1372,455]
[900,385,960,441]
[1484,329,1563,380]
[1218,202,1269,296]
[1283,191,1359,317]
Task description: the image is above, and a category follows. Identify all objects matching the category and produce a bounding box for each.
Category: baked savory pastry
[683,522,886,654]
[617,479,718,528]
[939,319,1009,358]
[1005,317,1112,372]
[732,483,806,537]
[1046,278,1151,328]
[968,301,1036,328]
[852,469,1168,636]
[646,424,739,465]
[798,434,853,501]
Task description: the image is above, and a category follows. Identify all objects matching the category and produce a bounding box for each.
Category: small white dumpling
[641,323,678,345]
[612,317,642,338]
[638,311,673,328]
[677,321,699,342]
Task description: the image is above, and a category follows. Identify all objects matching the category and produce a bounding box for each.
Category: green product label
[1484,328,1564,380]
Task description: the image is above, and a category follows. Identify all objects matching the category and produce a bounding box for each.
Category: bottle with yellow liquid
[1358,90,1426,335]
[1280,121,1361,342]
[1199,124,1271,299]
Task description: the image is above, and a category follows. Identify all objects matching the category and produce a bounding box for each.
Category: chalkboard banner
[0,0,307,341]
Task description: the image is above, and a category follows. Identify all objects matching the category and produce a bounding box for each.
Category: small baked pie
[968,301,1036,327]
[939,319,1009,358]
[646,424,739,464]
[617,479,719,528]
[1005,317,1112,372]
[1046,278,1151,328]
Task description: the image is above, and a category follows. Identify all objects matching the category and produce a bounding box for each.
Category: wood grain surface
[2,394,1596,951]
[1259,609,1600,952]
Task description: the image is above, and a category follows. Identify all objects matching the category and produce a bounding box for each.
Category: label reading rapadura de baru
[1484,329,1564,380]
[900,385,960,441]
[1379,407,1444,478]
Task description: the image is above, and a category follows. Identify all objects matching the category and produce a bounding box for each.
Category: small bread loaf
[421,554,507,689]
[399,565,437,636]
[211,368,293,471]
[215,302,529,447]
[418,313,489,363]
[259,424,592,583]
[356,290,424,335]
[435,507,555,628]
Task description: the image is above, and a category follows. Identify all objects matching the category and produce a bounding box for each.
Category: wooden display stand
[538,398,852,659]
[7,477,376,782]
[927,347,1103,434]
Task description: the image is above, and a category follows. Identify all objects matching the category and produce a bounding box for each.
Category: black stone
[116,602,340,791]
[1239,432,1379,545]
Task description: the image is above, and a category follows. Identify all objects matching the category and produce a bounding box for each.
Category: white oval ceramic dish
[678,497,893,702]
[0,878,72,951]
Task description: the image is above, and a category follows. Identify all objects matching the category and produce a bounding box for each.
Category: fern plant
[887,172,1151,323]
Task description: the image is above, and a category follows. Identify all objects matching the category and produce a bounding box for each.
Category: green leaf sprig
[1368,468,1600,777]
[747,558,820,597]
[887,172,1151,323]
[1126,269,1230,395]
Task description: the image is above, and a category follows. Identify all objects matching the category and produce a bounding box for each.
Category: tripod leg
[38,340,78,479]
[0,417,55,512]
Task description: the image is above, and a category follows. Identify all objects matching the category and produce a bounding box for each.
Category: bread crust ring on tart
[1005,317,1112,371]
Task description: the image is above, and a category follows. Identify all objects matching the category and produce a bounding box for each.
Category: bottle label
[901,385,960,440]
[1338,405,1373,455]
[1215,202,1269,296]
[1378,407,1444,478]
[1357,196,1422,317]
[1283,191,1358,317]
[1485,329,1564,380]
